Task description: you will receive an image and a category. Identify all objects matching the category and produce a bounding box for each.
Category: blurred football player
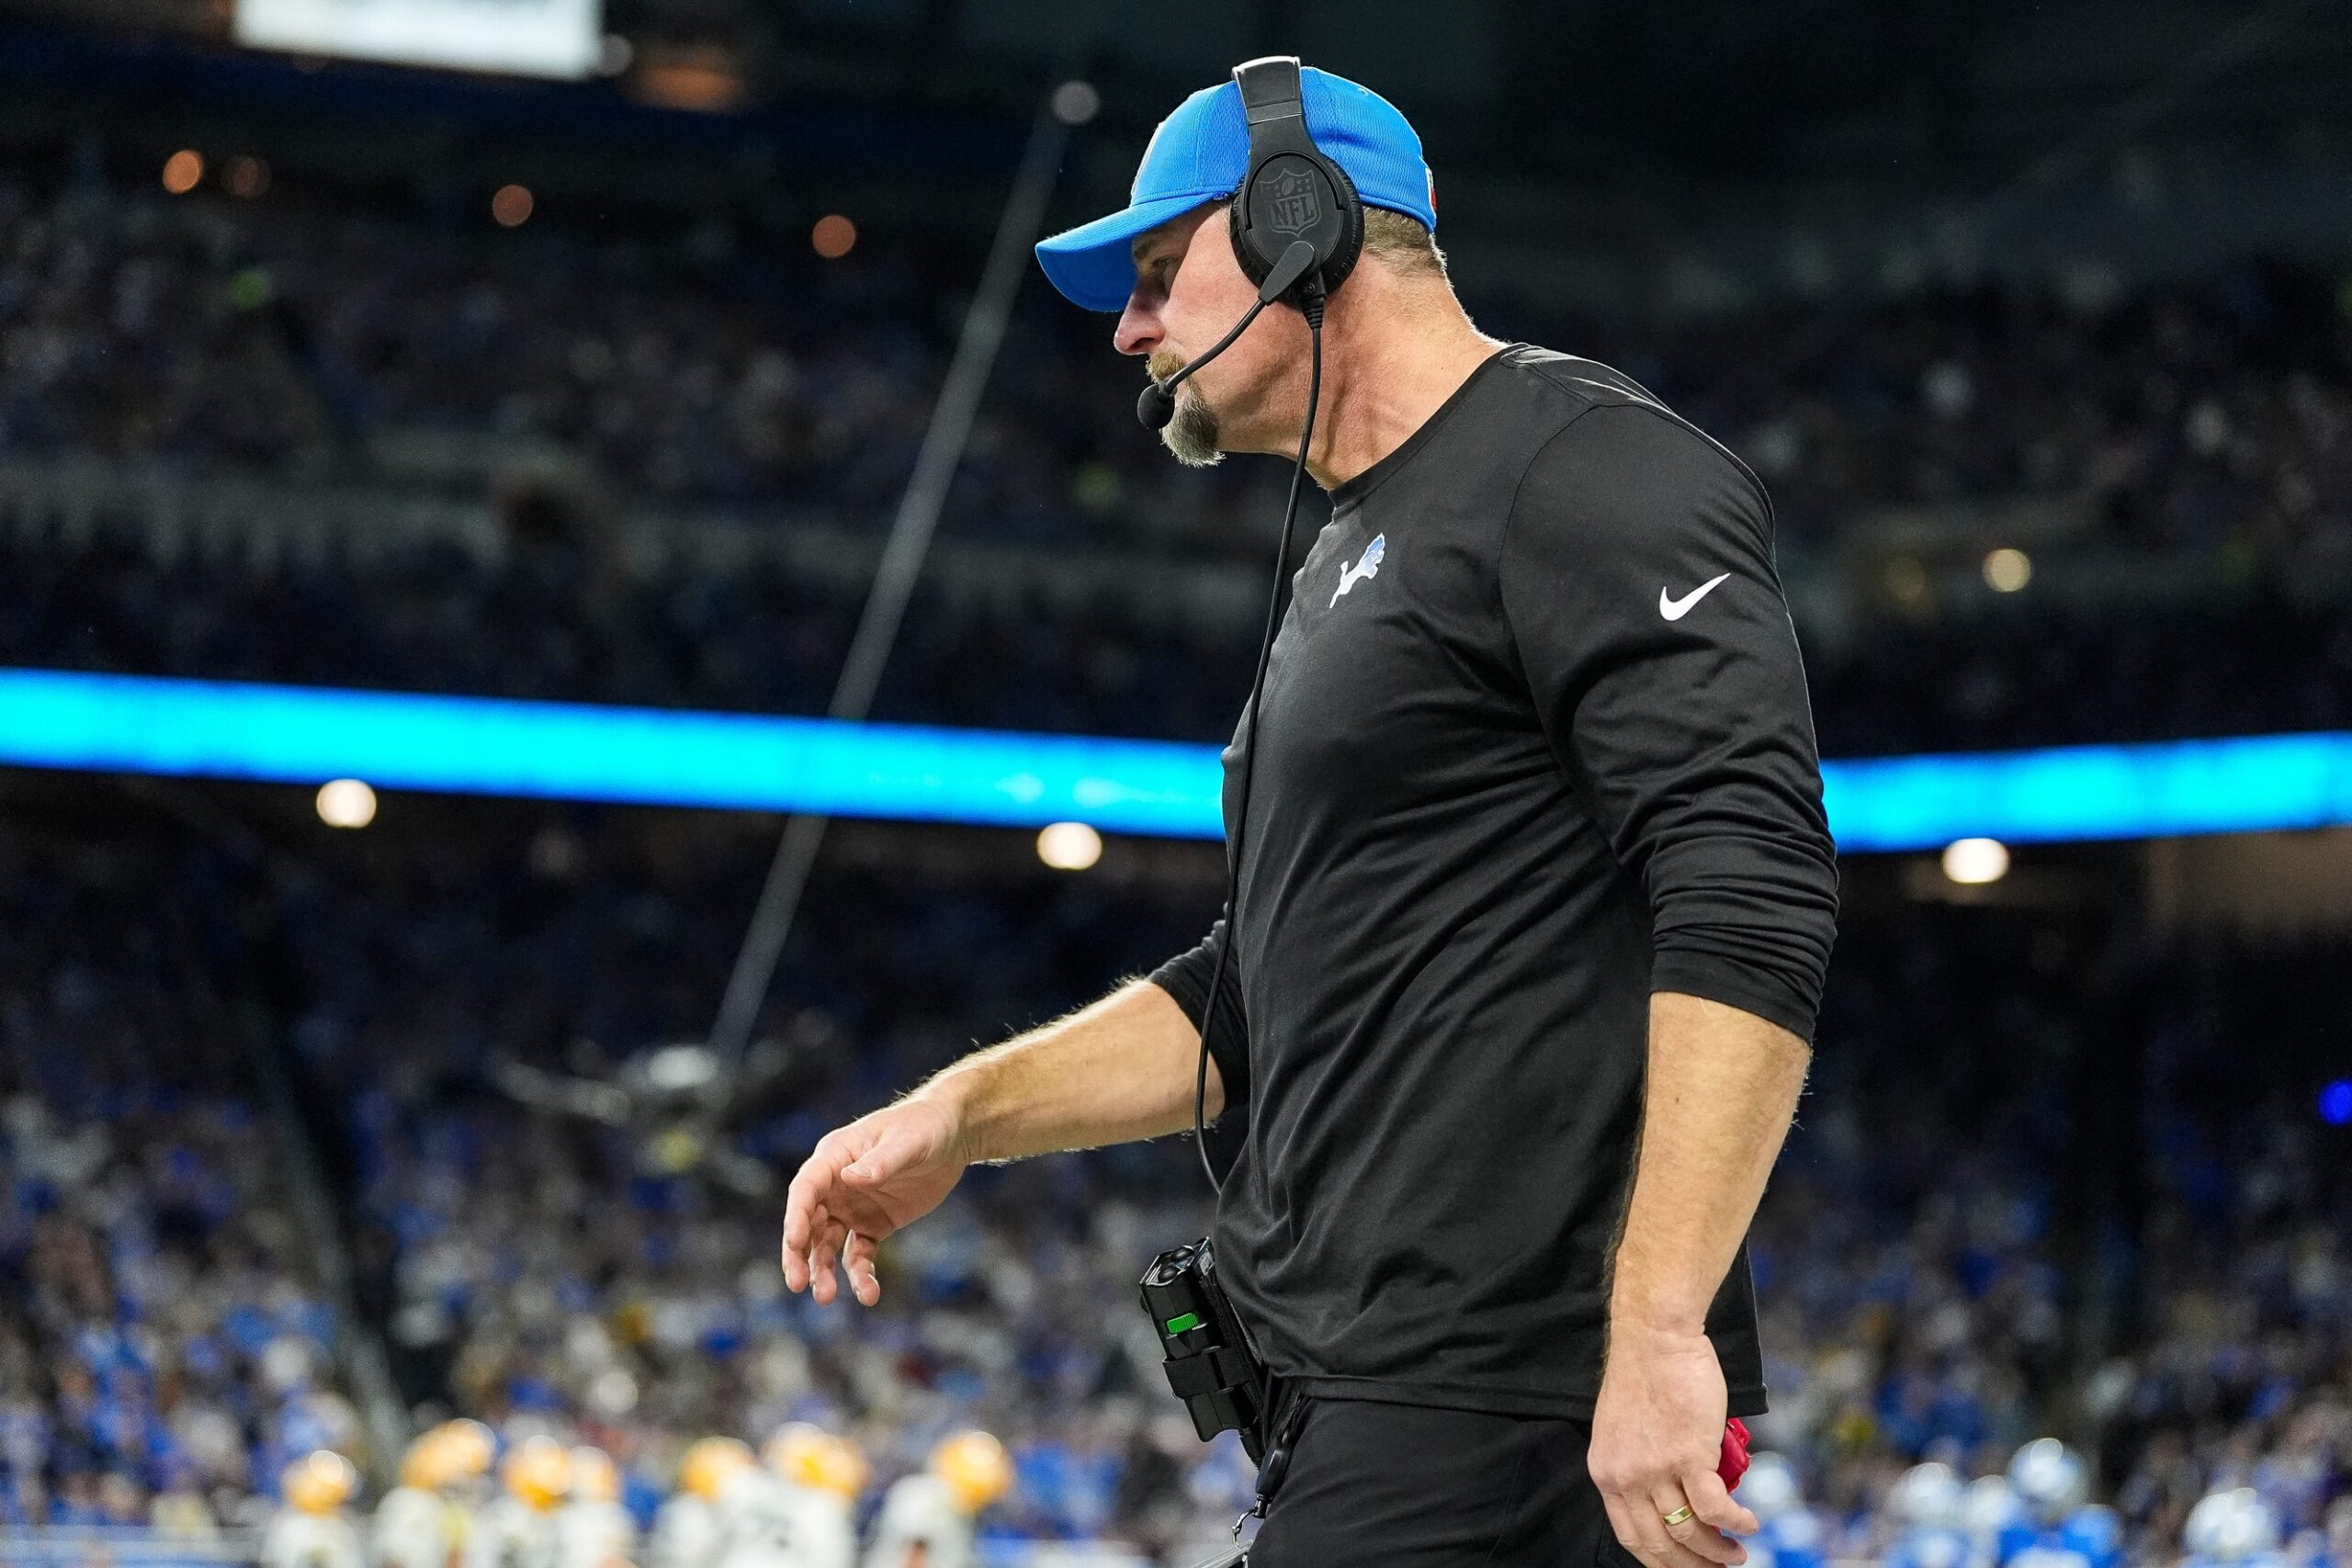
[1726,1450,1827,1568]
[1966,1472,2027,1567]
[1884,1461,1973,1568]
[1998,1439,2122,1568]
[375,1430,455,1568]
[439,1420,500,1499]
[862,1430,1013,1568]
[716,1424,867,1568]
[652,1438,755,1568]
[435,1417,501,1558]
[265,1450,366,1568]
[559,1446,636,1568]
[469,1434,573,1568]
[2181,1487,2290,1568]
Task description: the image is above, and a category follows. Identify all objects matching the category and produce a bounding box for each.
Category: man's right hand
[779,979,1219,1304]
[780,1093,968,1307]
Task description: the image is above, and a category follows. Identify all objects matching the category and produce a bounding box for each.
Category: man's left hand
[1589,1319,1758,1568]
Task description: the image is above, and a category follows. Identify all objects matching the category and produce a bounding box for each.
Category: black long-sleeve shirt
[1149,344,1838,1420]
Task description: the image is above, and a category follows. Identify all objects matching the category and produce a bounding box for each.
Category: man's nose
[1114,298,1161,358]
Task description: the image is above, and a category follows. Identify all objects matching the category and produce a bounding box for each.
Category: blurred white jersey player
[1884,1461,1973,1568]
[1728,1451,1827,1568]
[265,1450,366,1568]
[715,1424,868,1568]
[375,1430,457,1568]
[1999,1439,2123,1568]
[2181,1486,2290,1568]
[1966,1472,2027,1567]
[468,1435,574,1568]
[654,1437,756,1568]
[559,1446,636,1568]
[435,1420,502,1566]
[862,1431,1013,1568]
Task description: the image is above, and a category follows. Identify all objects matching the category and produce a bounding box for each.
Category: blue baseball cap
[1035,66,1437,313]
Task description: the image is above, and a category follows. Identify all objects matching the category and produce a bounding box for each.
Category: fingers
[844,1231,880,1306]
[808,1215,847,1306]
[1684,1467,1758,1540]
[1649,1483,1746,1568]
[785,1200,830,1296]
[1604,1491,1707,1568]
[783,1137,854,1257]
[781,1198,812,1293]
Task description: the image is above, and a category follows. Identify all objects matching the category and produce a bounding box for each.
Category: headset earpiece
[1227,57,1363,305]
[1229,156,1362,298]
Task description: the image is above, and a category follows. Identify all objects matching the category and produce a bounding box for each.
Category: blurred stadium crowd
[4,170,2350,560]
[4,171,2351,753]
[0,158,2348,1566]
[4,807,2346,1564]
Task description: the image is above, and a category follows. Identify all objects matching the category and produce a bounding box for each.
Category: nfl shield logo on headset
[1268,164,1321,235]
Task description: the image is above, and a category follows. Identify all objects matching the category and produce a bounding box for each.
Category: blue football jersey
[1997,1506,2123,1568]
[1886,1525,1973,1568]
[1743,1506,1830,1568]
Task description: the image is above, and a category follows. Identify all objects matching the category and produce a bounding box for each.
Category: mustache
[1147,350,1187,386]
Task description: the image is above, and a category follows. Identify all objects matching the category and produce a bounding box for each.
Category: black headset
[1227,56,1364,305]
[1135,57,1363,433]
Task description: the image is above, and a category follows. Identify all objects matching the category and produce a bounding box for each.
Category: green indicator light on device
[1165,1312,1203,1336]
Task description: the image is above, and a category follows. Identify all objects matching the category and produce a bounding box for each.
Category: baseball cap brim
[1035,191,1227,313]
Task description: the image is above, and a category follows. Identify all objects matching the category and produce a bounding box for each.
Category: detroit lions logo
[1329,534,1385,607]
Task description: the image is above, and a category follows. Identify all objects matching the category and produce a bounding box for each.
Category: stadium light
[812,215,857,259]
[6,670,2352,851]
[1037,821,1103,871]
[316,778,379,829]
[1941,837,2010,885]
[162,151,204,195]
[492,185,536,228]
[1984,548,2032,592]
[1052,82,1102,126]
[233,0,601,79]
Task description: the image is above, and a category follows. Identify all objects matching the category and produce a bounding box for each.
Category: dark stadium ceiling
[14,0,2352,191]
[6,0,2352,299]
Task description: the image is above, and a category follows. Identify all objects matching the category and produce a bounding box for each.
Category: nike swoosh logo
[1659,572,1732,621]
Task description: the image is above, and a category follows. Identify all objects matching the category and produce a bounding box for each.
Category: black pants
[1245,1397,1631,1567]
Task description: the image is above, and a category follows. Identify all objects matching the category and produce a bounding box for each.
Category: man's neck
[1302,296,1508,491]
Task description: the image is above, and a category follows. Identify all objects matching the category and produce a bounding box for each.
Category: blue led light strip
[3,669,2347,852]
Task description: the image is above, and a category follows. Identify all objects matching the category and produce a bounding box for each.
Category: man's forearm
[1607,990,1809,1337]
[910,978,1222,1164]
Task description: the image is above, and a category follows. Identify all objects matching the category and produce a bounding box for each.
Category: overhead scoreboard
[233,0,603,80]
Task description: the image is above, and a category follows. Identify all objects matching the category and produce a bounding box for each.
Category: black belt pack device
[1141,1237,1269,1461]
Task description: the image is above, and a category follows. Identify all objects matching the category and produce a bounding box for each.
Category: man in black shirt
[782,65,1838,1568]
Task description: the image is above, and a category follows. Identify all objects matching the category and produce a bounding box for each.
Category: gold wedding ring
[1661,1505,1695,1528]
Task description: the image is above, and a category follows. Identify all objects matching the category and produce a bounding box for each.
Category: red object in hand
[1718,1416,1752,1491]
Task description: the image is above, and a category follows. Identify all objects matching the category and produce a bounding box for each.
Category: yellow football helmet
[679,1437,756,1501]
[930,1430,1012,1517]
[435,1418,496,1484]
[502,1435,573,1512]
[282,1450,359,1516]
[763,1424,868,1500]
[570,1445,621,1505]
[398,1430,448,1492]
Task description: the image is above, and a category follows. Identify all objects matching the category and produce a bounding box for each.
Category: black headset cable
[1193,282,1325,1193]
